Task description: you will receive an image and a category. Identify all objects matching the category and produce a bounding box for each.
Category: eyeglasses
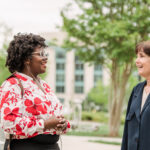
[32,51,49,58]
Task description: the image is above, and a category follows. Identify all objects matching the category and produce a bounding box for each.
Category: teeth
[136,65,142,68]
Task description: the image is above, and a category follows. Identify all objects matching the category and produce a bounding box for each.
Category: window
[94,64,102,86]
[56,74,64,82]
[94,65,102,71]
[75,64,84,70]
[56,63,65,70]
[56,52,65,59]
[75,75,83,81]
[59,98,65,104]
[56,86,65,93]
[74,55,84,93]
[75,86,83,93]
[94,75,102,83]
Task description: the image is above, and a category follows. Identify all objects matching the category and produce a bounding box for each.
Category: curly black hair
[6,33,47,73]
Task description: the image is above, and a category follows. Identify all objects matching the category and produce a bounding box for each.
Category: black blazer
[121,80,150,150]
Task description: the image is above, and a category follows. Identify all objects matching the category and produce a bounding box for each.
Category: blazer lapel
[131,81,146,122]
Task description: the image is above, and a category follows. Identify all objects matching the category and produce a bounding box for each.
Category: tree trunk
[109,61,132,137]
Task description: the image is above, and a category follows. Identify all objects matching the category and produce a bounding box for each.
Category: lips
[136,64,143,68]
[41,63,47,68]
[137,66,142,68]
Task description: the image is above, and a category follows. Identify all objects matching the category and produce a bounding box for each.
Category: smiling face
[136,51,150,79]
[27,46,48,76]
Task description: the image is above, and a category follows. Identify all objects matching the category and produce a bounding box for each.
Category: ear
[24,59,30,65]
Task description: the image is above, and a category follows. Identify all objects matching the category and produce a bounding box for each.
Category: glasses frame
[32,50,49,58]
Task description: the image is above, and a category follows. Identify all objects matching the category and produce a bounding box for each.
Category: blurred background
[1,0,150,150]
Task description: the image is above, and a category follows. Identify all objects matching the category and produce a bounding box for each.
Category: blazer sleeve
[121,87,135,150]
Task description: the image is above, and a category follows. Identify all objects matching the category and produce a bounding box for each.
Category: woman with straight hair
[121,41,150,150]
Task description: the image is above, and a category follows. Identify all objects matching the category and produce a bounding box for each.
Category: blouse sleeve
[0,78,44,138]
[50,93,71,134]
[42,81,71,134]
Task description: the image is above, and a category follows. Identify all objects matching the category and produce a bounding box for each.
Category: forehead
[34,46,44,52]
[137,51,150,58]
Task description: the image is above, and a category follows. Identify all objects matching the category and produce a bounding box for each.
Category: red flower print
[59,106,62,110]
[14,74,27,81]
[36,104,47,114]
[4,107,11,115]
[24,90,32,96]
[44,101,51,106]
[26,106,40,115]
[34,97,42,104]
[27,117,37,128]
[7,78,17,85]
[43,83,51,93]
[28,132,38,138]
[4,107,20,121]
[16,124,22,131]
[24,99,33,106]
[24,98,47,115]
[16,124,25,136]
[34,98,47,114]
[0,91,10,109]
[67,122,71,128]
[31,80,35,84]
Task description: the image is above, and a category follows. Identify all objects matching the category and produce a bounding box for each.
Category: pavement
[61,135,121,150]
[0,127,121,150]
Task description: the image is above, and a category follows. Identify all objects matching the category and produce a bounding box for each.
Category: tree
[60,0,150,136]
[0,23,12,84]
[84,80,109,111]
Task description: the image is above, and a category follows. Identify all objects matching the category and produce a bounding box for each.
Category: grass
[89,140,121,145]
[66,124,124,138]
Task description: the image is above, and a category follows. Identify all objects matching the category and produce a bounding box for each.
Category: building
[40,32,110,108]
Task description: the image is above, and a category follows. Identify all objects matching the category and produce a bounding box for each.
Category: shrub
[82,111,108,123]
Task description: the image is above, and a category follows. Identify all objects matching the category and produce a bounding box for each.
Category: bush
[82,111,108,123]
[0,55,10,85]
[83,81,109,111]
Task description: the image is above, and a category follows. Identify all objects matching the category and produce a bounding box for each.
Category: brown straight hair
[135,41,150,56]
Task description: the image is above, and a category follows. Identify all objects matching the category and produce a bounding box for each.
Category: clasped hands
[44,115,68,132]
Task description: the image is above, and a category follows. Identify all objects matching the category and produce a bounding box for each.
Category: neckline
[16,72,35,81]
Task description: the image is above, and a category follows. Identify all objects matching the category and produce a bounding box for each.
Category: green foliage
[84,81,109,111]
[67,123,124,137]
[82,111,108,123]
[61,0,150,135]
[61,0,150,65]
[0,23,12,85]
[0,55,10,85]
[39,72,47,80]
[89,140,121,145]
[124,72,139,102]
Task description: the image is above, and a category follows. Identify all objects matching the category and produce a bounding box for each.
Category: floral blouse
[0,72,70,139]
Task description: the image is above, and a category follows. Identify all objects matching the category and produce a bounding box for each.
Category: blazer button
[135,138,139,143]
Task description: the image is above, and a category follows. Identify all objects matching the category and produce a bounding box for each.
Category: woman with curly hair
[0,33,70,150]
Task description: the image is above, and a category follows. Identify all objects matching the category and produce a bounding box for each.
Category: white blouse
[0,72,70,139]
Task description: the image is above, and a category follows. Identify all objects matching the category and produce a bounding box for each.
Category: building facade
[41,32,109,107]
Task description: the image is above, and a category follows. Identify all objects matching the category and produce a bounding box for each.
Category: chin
[138,73,146,79]
[41,69,46,74]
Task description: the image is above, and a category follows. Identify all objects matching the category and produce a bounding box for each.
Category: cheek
[30,59,41,68]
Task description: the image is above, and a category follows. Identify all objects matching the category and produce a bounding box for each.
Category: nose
[135,57,140,65]
[42,57,48,63]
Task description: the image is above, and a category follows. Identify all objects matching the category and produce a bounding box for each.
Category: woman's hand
[55,115,68,131]
[44,115,60,130]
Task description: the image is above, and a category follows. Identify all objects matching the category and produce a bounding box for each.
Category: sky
[0,0,76,34]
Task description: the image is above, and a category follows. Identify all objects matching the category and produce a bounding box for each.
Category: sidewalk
[61,135,121,150]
